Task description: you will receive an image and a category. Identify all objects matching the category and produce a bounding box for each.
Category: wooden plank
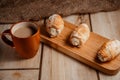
[91,10,120,78]
[0,70,39,80]
[0,21,44,69]
[90,10,120,39]
[64,14,91,27]
[41,19,120,75]
[41,15,98,80]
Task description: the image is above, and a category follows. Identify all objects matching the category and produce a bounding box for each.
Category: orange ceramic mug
[1,22,40,59]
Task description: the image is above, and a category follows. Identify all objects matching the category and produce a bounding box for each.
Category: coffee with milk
[13,26,37,38]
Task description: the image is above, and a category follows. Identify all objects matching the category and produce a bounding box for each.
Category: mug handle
[1,29,14,47]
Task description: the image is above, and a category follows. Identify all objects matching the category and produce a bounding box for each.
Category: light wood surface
[0,10,120,80]
[91,9,120,79]
[41,15,98,80]
[0,70,39,80]
[40,19,120,75]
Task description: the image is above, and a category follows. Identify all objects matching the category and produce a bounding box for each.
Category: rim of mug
[10,21,40,39]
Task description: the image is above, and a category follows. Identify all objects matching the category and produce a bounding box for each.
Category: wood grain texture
[0,24,42,69]
[0,70,39,80]
[40,18,120,74]
[91,9,120,78]
[40,15,98,80]
[41,45,98,80]
[0,9,119,80]
[91,9,120,40]
[64,15,91,28]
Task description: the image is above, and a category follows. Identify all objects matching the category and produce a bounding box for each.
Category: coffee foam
[11,22,37,38]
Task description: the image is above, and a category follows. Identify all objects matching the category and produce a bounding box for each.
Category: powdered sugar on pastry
[70,23,90,47]
[97,40,120,62]
[46,14,64,37]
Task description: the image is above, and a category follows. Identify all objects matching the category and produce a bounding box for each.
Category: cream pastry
[97,40,120,62]
[46,14,64,37]
[70,23,90,47]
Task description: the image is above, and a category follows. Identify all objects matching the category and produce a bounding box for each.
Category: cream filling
[71,38,80,46]
[98,53,108,62]
[49,24,64,37]
[49,28,58,37]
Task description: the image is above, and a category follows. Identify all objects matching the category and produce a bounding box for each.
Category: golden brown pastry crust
[46,14,64,37]
[70,23,90,47]
[97,40,120,62]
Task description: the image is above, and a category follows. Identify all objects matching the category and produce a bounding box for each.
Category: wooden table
[0,9,120,80]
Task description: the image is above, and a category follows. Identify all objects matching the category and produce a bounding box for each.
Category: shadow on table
[0,39,23,62]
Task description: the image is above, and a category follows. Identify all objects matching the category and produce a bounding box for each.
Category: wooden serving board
[40,21,120,75]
